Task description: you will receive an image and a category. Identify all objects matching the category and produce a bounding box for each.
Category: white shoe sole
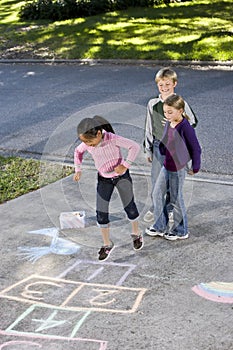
[164,234,189,241]
[145,228,164,237]
[177,234,189,240]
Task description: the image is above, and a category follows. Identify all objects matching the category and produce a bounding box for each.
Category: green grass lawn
[0,156,73,204]
[0,0,232,61]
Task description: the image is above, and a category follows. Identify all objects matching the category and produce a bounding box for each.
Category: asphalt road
[0,62,232,178]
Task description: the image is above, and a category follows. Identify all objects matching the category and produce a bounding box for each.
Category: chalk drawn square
[5,304,90,338]
[0,330,107,350]
[63,283,146,313]
[61,259,136,286]
[0,275,147,314]
[0,275,77,307]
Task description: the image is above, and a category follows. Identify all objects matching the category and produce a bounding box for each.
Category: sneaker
[98,241,114,261]
[131,234,144,251]
[164,233,189,241]
[168,212,174,223]
[143,210,154,222]
[164,232,177,241]
[177,233,189,240]
[145,227,164,237]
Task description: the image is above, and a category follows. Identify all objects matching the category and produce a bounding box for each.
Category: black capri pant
[96,170,139,227]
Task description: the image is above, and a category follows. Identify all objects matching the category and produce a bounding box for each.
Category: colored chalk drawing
[0,275,146,313]
[18,228,80,263]
[0,330,107,350]
[0,260,147,349]
[192,282,233,303]
[0,340,42,349]
[57,259,137,286]
[5,305,91,338]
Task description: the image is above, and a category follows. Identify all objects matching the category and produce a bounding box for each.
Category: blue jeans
[152,166,188,236]
[151,140,165,190]
[96,170,139,228]
[150,140,171,212]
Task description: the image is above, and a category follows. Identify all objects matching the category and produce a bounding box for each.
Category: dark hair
[93,115,115,133]
[77,115,115,139]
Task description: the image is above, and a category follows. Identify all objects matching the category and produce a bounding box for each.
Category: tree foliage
[19,0,180,21]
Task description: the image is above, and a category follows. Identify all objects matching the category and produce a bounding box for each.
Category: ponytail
[182,111,190,122]
[93,115,115,134]
[77,115,114,139]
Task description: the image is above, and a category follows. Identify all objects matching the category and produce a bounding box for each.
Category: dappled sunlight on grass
[0,0,232,60]
[0,0,24,23]
[121,38,148,45]
[98,22,134,32]
[170,35,200,44]
[193,36,233,61]
[84,46,102,58]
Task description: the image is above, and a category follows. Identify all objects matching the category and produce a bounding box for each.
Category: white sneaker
[164,232,189,241]
[143,210,154,222]
[145,227,164,237]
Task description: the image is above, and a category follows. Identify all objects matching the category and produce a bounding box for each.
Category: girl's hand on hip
[73,171,81,181]
[114,165,127,175]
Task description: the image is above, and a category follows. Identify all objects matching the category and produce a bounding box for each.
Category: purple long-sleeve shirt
[74,131,140,178]
[159,118,201,173]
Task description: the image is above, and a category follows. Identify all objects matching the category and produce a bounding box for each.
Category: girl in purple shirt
[146,94,201,240]
[74,116,144,261]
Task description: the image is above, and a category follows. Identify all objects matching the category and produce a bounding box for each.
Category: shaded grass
[0,156,73,204]
[0,0,232,61]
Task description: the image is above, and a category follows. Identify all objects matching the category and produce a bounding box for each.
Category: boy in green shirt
[144,67,198,224]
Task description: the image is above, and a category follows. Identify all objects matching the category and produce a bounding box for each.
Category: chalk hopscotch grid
[0,329,107,350]
[0,274,147,313]
[56,259,137,286]
[0,259,147,348]
[4,304,91,338]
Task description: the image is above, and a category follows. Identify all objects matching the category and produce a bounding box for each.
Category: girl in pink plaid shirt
[73,116,144,261]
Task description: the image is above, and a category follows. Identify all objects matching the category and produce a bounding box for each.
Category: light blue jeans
[151,140,165,189]
[149,140,165,212]
[152,166,188,236]
[150,140,172,213]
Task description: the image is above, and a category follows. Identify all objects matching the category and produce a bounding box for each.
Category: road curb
[1,148,232,185]
[0,58,232,69]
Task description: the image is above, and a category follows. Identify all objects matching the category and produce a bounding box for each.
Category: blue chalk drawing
[18,228,80,263]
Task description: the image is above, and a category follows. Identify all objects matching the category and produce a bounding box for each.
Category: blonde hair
[164,94,190,121]
[155,67,177,84]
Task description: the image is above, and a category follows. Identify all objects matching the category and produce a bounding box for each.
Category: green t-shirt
[152,100,165,141]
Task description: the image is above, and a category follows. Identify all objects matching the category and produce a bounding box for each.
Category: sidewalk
[0,167,232,350]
